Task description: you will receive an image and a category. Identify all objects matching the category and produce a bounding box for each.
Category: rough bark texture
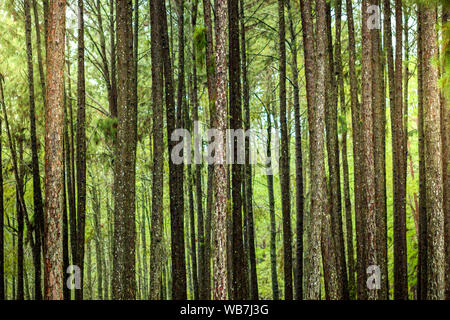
[229,0,248,300]
[325,3,347,300]
[156,0,187,300]
[287,0,303,300]
[416,6,427,300]
[240,0,258,300]
[336,0,355,300]
[371,0,388,300]
[112,0,137,300]
[346,0,365,300]
[422,5,445,300]
[75,0,87,300]
[392,0,408,299]
[300,0,322,300]
[44,0,66,300]
[213,0,228,300]
[149,0,164,300]
[278,0,293,300]
[361,0,377,300]
[441,4,450,301]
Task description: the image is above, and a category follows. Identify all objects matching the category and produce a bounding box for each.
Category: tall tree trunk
[416,5,427,300]
[324,3,347,299]
[392,0,408,299]
[109,0,117,118]
[287,0,303,300]
[229,0,247,300]
[240,0,258,300]
[335,0,356,300]
[75,0,87,301]
[44,0,66,300]
[317,0,339,300]
[441,4,450,301]
[266,102,279,300]
[158,0,187,300]
[346,0,366,299]
[24,0,44,300]
[371,0,388,300]
[299,0,323,300]
[422,4,445,300]
[361,0,378,300]
[113,0,137,300]
[149,0,164,300]
[213,0,228,300]
[202,0,216,299]
[278,0,293,300]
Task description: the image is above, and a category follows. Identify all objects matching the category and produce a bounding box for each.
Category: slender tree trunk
[203,0,216,299]
[300,0,323,300]
[213,0,228,300]
[191,0,206,301]
[335,0,356,300]
[158,0,187,300]
[318,0,339,300]
[360,0,378,300]
[371,0,388,300]
[240,0,258,300]
[229,0,247,300]
[24,0,44,300]
[324,3,347,299]
[287,0,303,300]
[112,0,137,300]
[277,0,293,300]
[422,5,445,300]
[416,5,427,300]
[149,0,164,300]
[44,0,66,300]
[392,0,408,299]
[75,0,87,301]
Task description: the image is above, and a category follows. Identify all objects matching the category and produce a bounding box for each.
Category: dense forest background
[0,0,448,300]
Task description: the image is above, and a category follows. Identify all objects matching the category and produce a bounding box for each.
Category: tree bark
[112,0,137,300]
[422,5,445,300]
[149,0,164,300]
[278,0,293,300]
[44,0,66,300]
[25,0,44,300]
[75,0,87,301]
[287,0,304,300]
[213,0,228,300]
